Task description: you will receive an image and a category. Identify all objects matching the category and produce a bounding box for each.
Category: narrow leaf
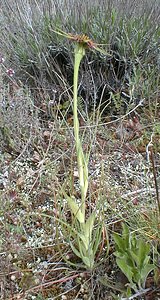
[70,242,81,258]
[67,196,84,223]
[84,212,95,240]
[92,224,103,255]
[78,232,88,249]
[113,233,126,252]
[122,223,130,249]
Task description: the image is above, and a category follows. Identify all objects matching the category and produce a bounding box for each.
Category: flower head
[67,33,97,49]
[53,29,110,55]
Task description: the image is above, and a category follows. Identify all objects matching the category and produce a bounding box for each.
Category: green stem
[73,44,86,217]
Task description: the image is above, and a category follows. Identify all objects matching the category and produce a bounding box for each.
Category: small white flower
[11,275,16,281]
[6,68,15,77]
[0,57,5,64]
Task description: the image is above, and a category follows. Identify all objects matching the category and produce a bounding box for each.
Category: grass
[0,0,160,299]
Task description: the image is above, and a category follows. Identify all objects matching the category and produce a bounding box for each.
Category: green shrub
[113,223,155,294]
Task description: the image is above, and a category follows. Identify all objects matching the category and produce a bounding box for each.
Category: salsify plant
[54,29,110,269]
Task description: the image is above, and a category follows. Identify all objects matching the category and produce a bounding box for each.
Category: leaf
[116,258,134,284]
[113,233,126,252]
[113,224,130,252]
[140,264,155,288]
[82,255,94,269]
[130,250,140,268]
[92,224,103,255]
[78,232,88,249]
[84,212,95,240]
[138,241,150,267]
[77,236,95,269]
[70,242,81,258]
[66,196,84,223]
[122,223,130,248]
[75,213,96,251]
[130,240,150,269]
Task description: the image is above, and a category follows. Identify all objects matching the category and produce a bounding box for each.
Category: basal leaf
[113,233,126,252]
[84,212,95,240]
[140,264,155,288]
[70,242,81,258]
[130,250,140,267]
[92,224,103,255]
[122,223,130,248]
[137,240,150,268]
[67,196,84,223]
[116,258,134,284]
[78,232,88,249]
[82,255,94,269]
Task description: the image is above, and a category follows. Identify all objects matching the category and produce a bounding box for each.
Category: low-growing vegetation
[0,0,160,299]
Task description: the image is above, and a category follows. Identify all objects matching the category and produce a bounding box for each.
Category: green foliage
[66,194,85,224]
[69,212,103,269]
[113,223,155,292]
